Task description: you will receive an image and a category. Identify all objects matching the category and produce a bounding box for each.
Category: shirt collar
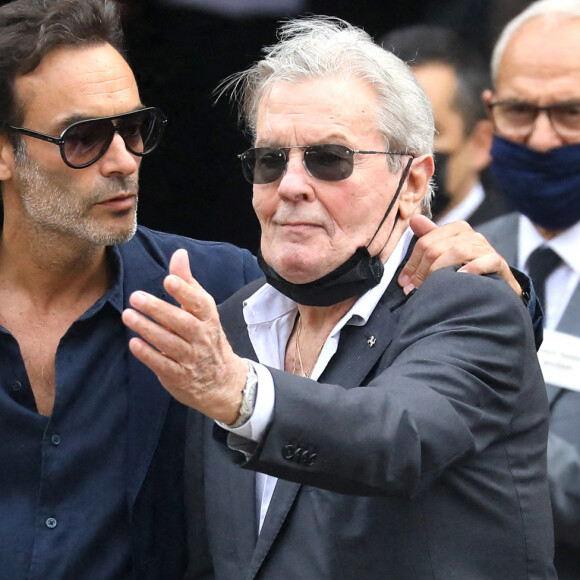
[77,245,125,320]
[106,244,125,313]
[519,214,580,275]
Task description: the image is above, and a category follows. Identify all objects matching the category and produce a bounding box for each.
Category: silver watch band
[228,361,258,429]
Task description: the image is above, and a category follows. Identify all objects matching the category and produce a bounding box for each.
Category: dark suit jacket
[117,226,262,579]
[478,212,580,580]
[186,258,556,579]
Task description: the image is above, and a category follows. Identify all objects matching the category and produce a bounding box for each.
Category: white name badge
[538,329,580,392]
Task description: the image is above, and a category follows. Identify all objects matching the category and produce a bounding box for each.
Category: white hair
[218,16,435,211]
[491,0,580,84]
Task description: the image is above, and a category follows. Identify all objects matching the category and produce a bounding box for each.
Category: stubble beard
[14,152,139,247]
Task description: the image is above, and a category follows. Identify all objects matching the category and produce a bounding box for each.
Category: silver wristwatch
[228,361,258,429]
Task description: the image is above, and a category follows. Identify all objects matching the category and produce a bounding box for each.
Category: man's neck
[0,226,111,310]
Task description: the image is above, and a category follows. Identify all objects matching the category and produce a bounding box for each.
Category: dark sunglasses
[238,144,408,184]
[9,107,167,169]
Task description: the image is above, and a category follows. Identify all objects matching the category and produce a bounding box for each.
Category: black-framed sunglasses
[8,107,167,169]
[238,144,408,184]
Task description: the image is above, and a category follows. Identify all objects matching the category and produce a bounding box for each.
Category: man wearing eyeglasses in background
[124,17,556,579]
[478,1,580,577]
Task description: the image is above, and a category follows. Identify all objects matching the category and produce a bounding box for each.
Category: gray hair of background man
[491,0,580,84]
[219,16,435,210]
[380,25,490,138]
[0,0,124,139]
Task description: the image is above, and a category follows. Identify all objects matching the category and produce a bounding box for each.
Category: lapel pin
[367,336,376,347]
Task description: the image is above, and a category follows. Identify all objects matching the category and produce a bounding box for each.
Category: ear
[398,154,433,220]
[482,89,494,118]
[465,119,493,172]
[0,134,15,181]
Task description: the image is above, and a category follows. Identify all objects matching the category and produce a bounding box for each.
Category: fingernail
[131,291,146,306]
[165,275,180,292]
[399,274,409,287]
[403,283,415,295]
[122,308,138,323]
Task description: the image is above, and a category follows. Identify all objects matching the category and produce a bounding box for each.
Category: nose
[525,110,565,152]
[98,132,139,176]
[277,150,316,202]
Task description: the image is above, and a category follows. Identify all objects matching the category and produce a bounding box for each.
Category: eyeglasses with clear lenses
[238,144,408,184]
[488,100,580,142]
[9,107,167,168]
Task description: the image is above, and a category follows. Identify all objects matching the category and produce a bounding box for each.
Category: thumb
[409,214,437,238]
[168,248,194,283]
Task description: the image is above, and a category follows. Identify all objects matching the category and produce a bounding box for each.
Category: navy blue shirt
[0,247,132,579]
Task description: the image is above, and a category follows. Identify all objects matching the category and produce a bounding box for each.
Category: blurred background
[31,0,540,252]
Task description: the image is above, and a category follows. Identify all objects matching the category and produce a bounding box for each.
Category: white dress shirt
[222,228,414,532]
[518,216,580,330]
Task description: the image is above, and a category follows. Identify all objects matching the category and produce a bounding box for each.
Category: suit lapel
[245,478,301,580]
[211,423,259,572]
[320,245,414,387]
[122,244,176,509]
[478,213,520,265]
[229,469,259,571]
[319,288,402,387]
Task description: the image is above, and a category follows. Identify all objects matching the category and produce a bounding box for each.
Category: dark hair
[0,0,124,131]
[379,25,490,136]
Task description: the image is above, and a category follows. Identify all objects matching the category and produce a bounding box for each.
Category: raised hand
[122,248,247,424]
[398,215,521,297]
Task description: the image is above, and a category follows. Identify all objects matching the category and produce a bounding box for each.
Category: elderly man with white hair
[124,16,557,580]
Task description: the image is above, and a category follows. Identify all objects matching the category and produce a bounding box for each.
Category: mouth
[279,221,323,233]
[277,218,320,227]
[97,193,137,212]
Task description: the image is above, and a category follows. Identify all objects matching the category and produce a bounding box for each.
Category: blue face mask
[490,134,580,231]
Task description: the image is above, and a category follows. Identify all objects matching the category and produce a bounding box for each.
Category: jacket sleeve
[511,265,544,350]
[236,269,548,498]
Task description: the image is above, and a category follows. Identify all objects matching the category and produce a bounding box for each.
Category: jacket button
[282,444,296,460]
[300,450,317,466]
[46,518,57,529]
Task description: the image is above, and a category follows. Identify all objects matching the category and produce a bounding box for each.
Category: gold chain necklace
[292,315,326,378]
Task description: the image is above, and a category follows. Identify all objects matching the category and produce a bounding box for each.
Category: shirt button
[51,434,61,446]
[12,381,22,392]
[46,518,57,529]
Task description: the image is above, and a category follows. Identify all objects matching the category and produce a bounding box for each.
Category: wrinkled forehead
[255,76,382,144]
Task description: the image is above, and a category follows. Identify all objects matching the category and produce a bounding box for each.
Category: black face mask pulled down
[257,157,414,307]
